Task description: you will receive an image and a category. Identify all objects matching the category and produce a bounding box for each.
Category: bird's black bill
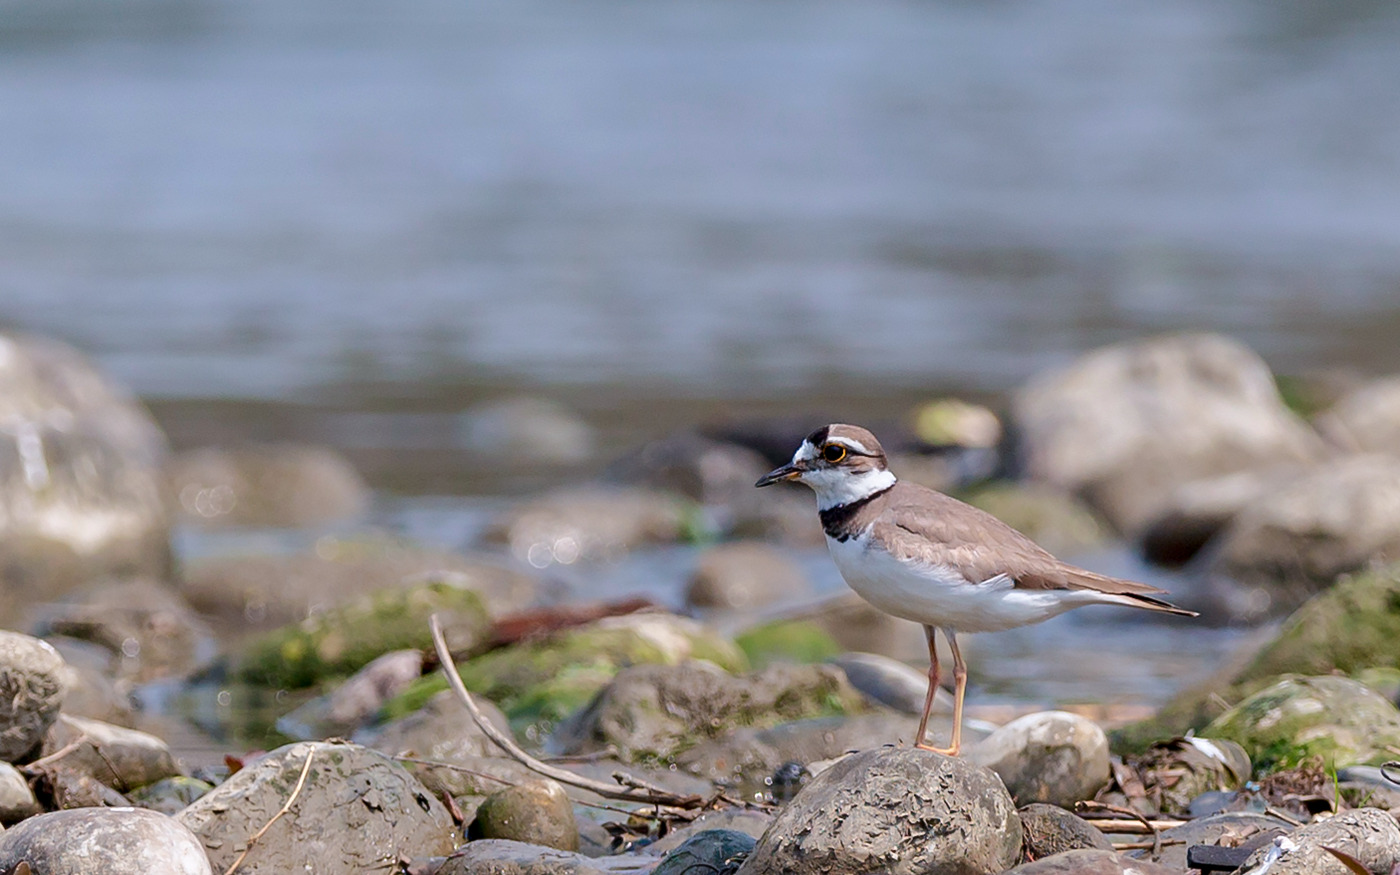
[755,463,800,487]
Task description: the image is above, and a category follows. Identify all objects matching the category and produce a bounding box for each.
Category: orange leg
[915,625,967,756]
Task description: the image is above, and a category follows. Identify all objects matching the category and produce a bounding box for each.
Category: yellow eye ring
[822,444,847,463]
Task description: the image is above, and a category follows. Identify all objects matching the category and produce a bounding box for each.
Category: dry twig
[223,747,316,875]
[429,613,705,809]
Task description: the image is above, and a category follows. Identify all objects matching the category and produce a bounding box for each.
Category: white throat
[805,467,896,511]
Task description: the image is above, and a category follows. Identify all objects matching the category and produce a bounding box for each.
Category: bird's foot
[914,740,960,757]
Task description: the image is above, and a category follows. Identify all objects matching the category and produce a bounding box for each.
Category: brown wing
[875,483,1194,616]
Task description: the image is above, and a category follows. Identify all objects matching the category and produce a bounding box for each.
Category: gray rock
[182,539,536,630]
[685,541,810,611]
[362,687,513,764]
[1018,803,1113,860]
[436,839,653,875]
[1013,332,1324,536]
[1208,454,1400,621]
[1130,811,1290,871]
[40,713,180,791]
[830,650,951,716]
[653,829,756,875]
[736,748,1021,875]
[1231,807,1400,875]
[610,430,768,508]
[473,779,579,851]
[0,332,172,617]
[1139,465,1304,566]
[0,807,210,875]
[177,740,456,874]
[786,591,929,663]
[1002,848,1179,874]
[555,660,867,763]
[968,710,1110,807]
[0,762,41,823]
[0,630,68,761]
[1317,375,1400,453]
[281,648,425,739]
[484,487,690,566]
[29,578,217,684]
[166,442,368,529]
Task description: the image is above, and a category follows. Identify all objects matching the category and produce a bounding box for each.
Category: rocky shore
[2,328,1400,873]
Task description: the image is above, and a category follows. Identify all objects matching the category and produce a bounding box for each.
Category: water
[1,0,1388,723]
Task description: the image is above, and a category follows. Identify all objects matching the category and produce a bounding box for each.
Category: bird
[755,423,1196,756]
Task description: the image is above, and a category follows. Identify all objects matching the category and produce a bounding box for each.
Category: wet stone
[653,829,756,875]
[472,779,579,852]
[736,748,1021,875]
[0,630,68,762]
[1018,803,1113,860]
[0,808,211,875]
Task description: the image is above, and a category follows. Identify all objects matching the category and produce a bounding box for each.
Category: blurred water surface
[1,0,1398,411]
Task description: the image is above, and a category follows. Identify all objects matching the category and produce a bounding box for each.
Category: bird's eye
[822,444,847,463]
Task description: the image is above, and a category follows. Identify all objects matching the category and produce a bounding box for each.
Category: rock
[1139,466,1304,567]
[177,740,456,874]
[484,487,691,566]
[553,660,867,763]
[461,397,595,465]
[126,775,214,815]
[387,612,746,736]
[0,332,172,617]
[678,712,929,792]
[1002,848,1180,874]
[1017,803,1113,859]
[653,829,756,875]
[1232,807,1400,875]
[1205,675,1400,771]
[734,619,843,669]
[1316,375,1400,453]
[611,430,769,506]
[1131,811,1290,872]
[829,651,950,716]
[685,542,810,611]
[968,711,1110,807]
[737,748,1020,875]
[0,630,68,761]
[1207,454,1400,621]
[166,443,368,528]
[0,761,41,822]
[182,537,536,630]
[785,591,928,664]
[279,648,425,739]
[40,713,180,791]
[43,635,135,725]
[29,578,217,684]
[235,579,489,689]
[960,483,1108,557]
[1012,332,1324,536]
[0,807,211,875]
[472,779,579,851]
[435,839,646,875]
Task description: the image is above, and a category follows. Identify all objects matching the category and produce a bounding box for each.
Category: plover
[755,423,1196,756]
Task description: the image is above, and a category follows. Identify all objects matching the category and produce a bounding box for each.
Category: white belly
[826,531,1092,633]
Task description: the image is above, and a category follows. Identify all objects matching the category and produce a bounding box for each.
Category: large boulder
[1205,675,1400,771]
[165,443,368,528]
[1012,333,1324,535]
[0,807,210,875]
[0,332,171,615]
[737,748,1021,875]
[553,660,867,763]
[1206,454,1400,620]
[0,630,68,761]
[177,741,456,874]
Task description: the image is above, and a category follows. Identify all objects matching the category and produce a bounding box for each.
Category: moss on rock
[735,619,843,668]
